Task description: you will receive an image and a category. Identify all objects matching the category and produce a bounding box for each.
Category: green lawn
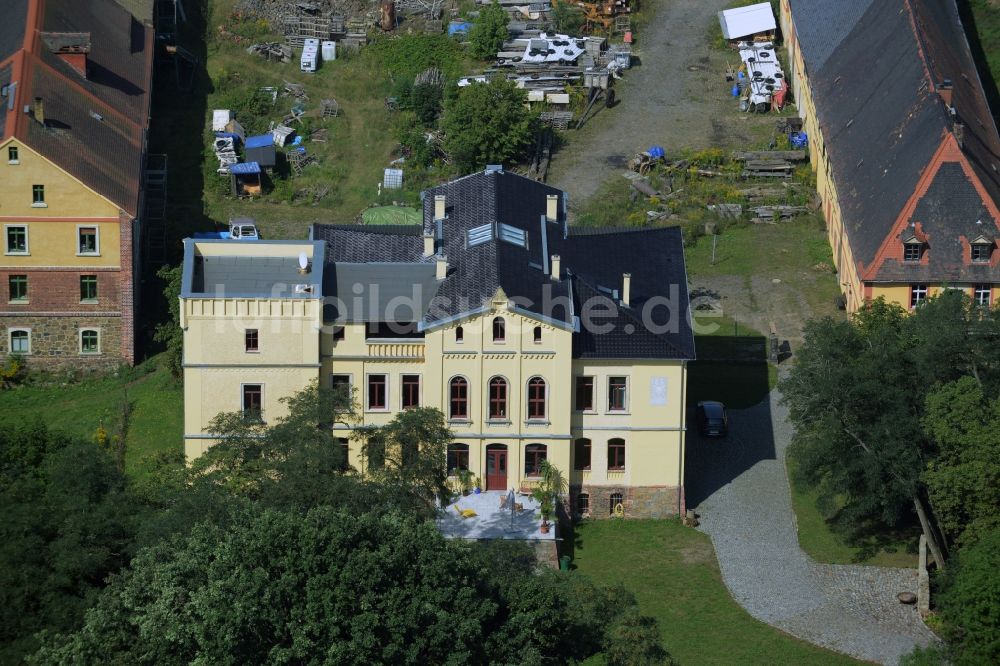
[787,458,920,568]
[571,520,861,665]
[0,356,183,476]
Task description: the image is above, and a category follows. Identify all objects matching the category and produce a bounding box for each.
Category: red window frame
[447,443,470,473]
[527,377,546,419]
[608,438,626,471]
[245,329,259,352]
[489,377,508,419]
[449,377,468,419]
[524,444,547,477]
[367,374,387,410]
[608,376,627,411]
[401,374,420,409]
[242,384,263,419]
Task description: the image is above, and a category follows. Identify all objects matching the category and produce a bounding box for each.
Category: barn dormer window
[971,235,993,263]
[903,239,923,262]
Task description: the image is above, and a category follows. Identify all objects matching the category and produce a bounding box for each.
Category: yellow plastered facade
[0,139,121,268]
[183,253,688,513]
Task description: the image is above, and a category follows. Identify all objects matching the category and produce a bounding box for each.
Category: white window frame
[365,373,389,412]
[4,224,29,255]
[400,373,423,411]
[607,375,630,414]
[974,284,991,307]
[910,284,929,309]
[8,327,31,355]
[76,224,100,256]
[78,328,101,354]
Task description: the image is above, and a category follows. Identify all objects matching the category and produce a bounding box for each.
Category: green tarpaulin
[362,206,421,226]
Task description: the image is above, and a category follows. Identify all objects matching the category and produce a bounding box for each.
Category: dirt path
[549,0,767,203]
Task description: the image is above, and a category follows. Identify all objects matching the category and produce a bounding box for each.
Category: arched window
[455,325,464,342]
[524,443,547,476]
[574,438,591,471]
[492,316,505,342]
[608,438,626,471]
[609,492,623,516]
[527,376,546,420]
[449,377,469,419]
[447,443,469,473]
[577,492,590,516]
[488,376,508,419]
[533,325,542,343]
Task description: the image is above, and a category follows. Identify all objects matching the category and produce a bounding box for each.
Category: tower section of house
[0,0,153,369]
[780,0,1000,312]
[179,239,326,460]
[313,168,696,519]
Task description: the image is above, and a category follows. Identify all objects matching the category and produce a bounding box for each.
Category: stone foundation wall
[570,484,682,520]
[0,315,124,371]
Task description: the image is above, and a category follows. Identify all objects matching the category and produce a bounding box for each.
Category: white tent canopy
[718,2,776,40]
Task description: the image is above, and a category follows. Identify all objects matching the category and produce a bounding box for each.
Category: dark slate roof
[0,0,28,63]
[312,224,424,263]
[788,0,874,74]
[789,0,1000,283]
[313,170,696,360]
[0,63,11,137]
[875,163,999,282]
[323,262,440,322]
[0,0,153,216]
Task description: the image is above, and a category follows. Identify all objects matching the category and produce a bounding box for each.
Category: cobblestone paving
[686,388,938,665]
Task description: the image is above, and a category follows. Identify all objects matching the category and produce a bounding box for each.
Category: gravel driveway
[549,0,767,203]
[686,387,938,665]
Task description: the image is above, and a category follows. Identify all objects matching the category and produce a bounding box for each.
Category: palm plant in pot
[456,468,474,496]
[531,460,567,534]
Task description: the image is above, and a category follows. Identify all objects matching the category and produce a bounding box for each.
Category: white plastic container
[321,40,336,61]
[300,52,317,72]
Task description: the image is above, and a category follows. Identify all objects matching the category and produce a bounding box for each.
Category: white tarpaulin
[739,42,785,106]
[521,33,585,64]
[718,2,776,40]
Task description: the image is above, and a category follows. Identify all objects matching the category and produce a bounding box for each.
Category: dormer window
[903,239,923,262]
[971,235,993,263]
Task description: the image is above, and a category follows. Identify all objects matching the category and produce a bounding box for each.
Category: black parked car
[696,401,728,438]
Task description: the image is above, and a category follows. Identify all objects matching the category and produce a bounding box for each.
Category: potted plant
[473,476,482,494]
[457,468,473,496]
[531,460,567,534]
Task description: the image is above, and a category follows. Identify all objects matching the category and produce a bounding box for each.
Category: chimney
[436,255,448,280]
[423,232,435,257]
[40,32,90,79]
[550,254,561,280]
[546,194,559,222]
[32,97,44,126]
[622,273,631,307]
[434,194,446,220]
[954,121,965,148]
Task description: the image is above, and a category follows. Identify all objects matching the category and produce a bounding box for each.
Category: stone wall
[570,484,681,519]
[0,315,124,371]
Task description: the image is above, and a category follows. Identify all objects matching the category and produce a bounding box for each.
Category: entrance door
[485,444,508,490]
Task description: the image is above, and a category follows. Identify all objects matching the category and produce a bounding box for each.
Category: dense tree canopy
[0,423,137,662]
[468,0,510,60]
[936,526,1000,665]
[441,78,537,171]
[781,293,1000,565]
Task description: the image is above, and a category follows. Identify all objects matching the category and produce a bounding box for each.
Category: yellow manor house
[180,169,696,519]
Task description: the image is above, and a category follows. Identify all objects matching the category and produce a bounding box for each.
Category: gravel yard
[549,0,778,204]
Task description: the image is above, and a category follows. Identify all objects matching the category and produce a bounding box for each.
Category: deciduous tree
[441,78,537,171]
[468,0,509,60]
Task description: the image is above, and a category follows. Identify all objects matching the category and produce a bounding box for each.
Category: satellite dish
[298,252,308,270]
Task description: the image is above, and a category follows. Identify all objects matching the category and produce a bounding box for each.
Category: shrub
[937,526,1000,664]
[468,0,509,60]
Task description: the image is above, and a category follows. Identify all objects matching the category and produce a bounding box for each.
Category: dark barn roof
[789,0,1000,283]
[0,0,153,216]
[313,170,695,360]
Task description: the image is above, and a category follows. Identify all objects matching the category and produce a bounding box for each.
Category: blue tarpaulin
[789,131,809,149]
[213,131,241,143]
[230,161,261,175]
[648,146,665,159]
[245,134,272,149]
[448,20,471,35]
